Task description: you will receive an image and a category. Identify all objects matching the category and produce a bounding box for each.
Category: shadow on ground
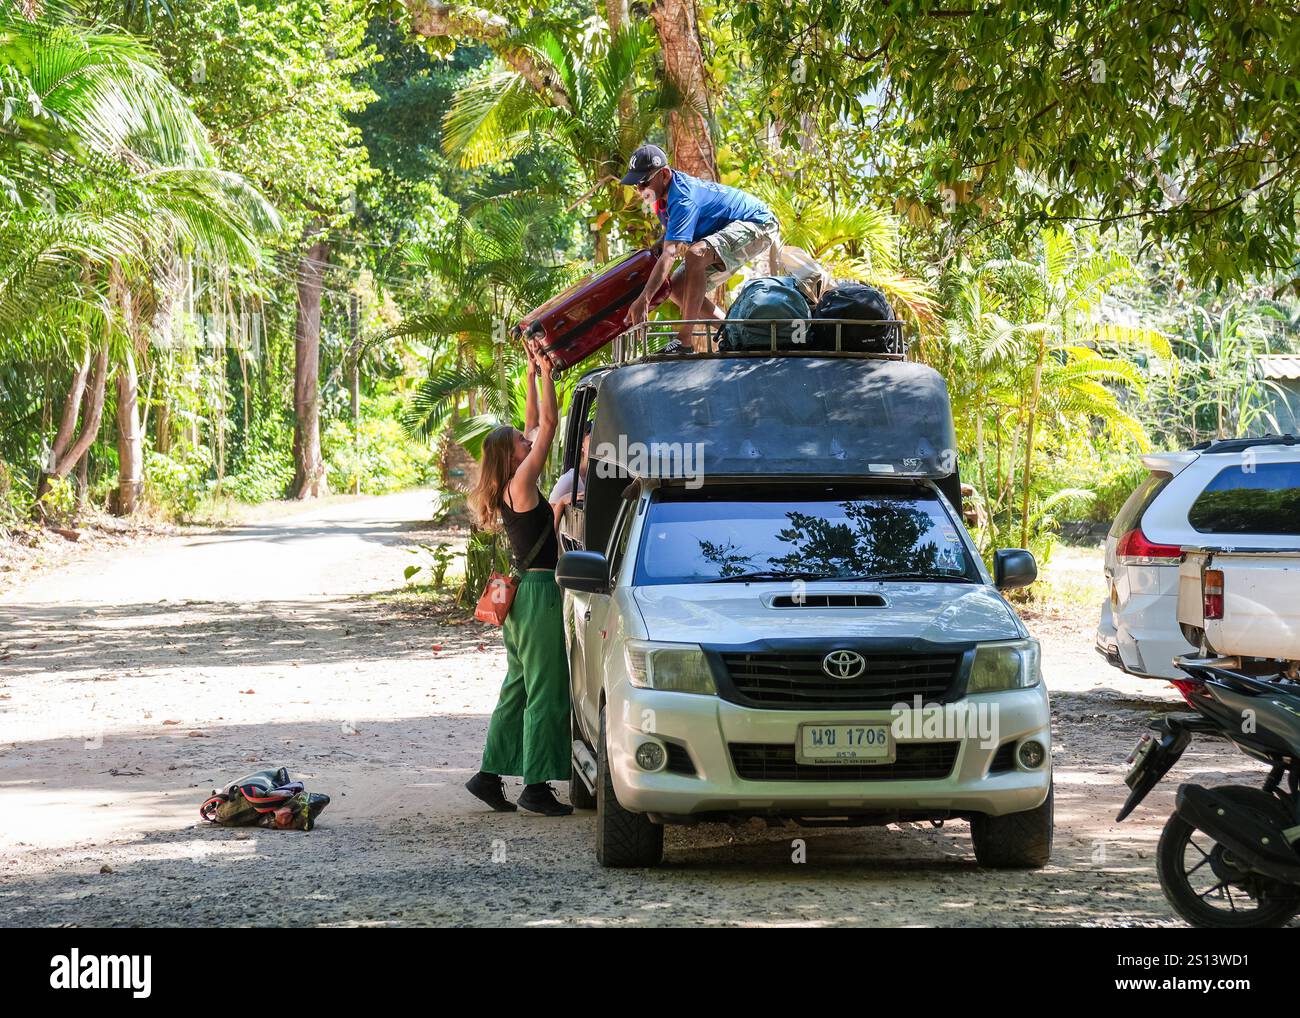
[5,692,1282,928]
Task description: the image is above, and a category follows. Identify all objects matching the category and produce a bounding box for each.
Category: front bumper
[606,683,1052,819]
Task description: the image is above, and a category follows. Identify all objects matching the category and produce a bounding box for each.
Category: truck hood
[632,582,1023,646]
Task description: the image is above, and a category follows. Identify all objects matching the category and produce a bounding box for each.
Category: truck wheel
[570,712,596,811]
[595,705,663,868]
[970,782,1054,869]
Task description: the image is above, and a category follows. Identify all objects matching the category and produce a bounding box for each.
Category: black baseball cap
[620,144,669,186]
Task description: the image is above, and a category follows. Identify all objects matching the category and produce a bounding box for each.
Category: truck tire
[570,712,596,811]
[970,782,1054,869]
[595,705,663,868]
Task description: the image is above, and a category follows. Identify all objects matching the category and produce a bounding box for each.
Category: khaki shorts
[672,218,781,290]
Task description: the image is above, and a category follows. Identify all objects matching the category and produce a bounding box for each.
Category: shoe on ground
[465,771,517,812]
[517,783,574,817]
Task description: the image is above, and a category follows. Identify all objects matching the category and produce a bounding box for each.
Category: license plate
[797,724,894,764]
[1124,733,1157,788]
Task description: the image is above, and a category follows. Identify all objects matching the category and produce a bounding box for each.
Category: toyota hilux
[553,348,1053,868]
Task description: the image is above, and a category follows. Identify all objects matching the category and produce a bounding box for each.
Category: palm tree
[756,179,938,331]
[441,23,678,262]
[394,197,574,468]
[0,5,277,514]
[938,230,1167,555]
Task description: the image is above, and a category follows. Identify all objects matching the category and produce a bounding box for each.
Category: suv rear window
[1108,470,1173,538]
[1188,461,1300,535]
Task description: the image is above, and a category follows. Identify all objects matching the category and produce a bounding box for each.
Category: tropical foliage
[3,0,1300,572]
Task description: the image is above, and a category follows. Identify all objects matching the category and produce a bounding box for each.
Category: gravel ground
[0,490,1280,927]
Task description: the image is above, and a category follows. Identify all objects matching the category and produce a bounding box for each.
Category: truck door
[557,384,597,722]
[577,497,638,738]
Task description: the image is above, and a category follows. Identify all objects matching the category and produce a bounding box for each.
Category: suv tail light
[1115,527,1182,566]
[1203,568,1225,620]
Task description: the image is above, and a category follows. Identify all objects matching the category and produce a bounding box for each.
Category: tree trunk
[75,449,89,508]
[155,397,171,456]
[652,0,718,181]
[291,236,330,499]
[605,0,634,150]
[36,347,109,505]
[348,293,361,496]
[50,349,90,469]
[1019,341,1047,550]
[115,345,143,516]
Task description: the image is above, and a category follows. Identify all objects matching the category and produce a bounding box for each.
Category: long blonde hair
[468,425,517,531]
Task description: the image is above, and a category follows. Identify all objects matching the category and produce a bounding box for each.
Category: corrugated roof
[1259,354,1300,380]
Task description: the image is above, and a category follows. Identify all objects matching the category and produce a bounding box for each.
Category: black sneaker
[660,339,691,356]
[517,783,574,817]
[465,771,517,812]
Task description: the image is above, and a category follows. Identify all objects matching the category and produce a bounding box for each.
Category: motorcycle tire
[1156,784,1300,928]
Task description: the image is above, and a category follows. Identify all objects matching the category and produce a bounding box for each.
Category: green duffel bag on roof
[717,275,812,351]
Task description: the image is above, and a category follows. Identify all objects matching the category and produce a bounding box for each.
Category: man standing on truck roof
[621,143,779,353]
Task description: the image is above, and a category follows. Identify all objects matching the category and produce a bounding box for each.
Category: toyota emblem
[822,650,866,679]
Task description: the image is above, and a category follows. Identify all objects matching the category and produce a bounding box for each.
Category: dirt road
[0,492,1273,926]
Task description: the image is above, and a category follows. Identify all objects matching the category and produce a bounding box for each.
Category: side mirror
[556,550,610,594]
[994,548,1037,590]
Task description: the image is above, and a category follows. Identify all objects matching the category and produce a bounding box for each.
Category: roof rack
[609,318,908,366]
[1189,434,1299,454]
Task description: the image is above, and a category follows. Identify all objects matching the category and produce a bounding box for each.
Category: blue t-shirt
[657,172,775,243]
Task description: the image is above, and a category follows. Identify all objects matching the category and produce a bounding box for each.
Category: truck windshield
[633,489,975,586]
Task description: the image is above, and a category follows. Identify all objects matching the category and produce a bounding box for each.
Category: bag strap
[510,518,552,578]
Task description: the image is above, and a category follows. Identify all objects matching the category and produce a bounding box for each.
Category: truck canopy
[589,356,956,480]
[577,356,961,555]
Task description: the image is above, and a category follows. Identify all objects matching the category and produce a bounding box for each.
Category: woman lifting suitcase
[464,349,573,817]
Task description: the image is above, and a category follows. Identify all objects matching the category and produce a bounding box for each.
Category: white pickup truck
[1177,548,1300,673]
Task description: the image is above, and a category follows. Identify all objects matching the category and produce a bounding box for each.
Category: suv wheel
[570,711,596,811]
[970,781,1054,869]
[595,705,663,868]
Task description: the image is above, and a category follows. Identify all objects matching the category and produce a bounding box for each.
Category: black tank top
[500,487,559,570]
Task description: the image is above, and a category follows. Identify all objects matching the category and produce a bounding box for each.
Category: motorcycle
[1117,655,1300,928]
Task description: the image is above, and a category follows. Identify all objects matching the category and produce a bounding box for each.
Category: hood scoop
[766,593,888,609]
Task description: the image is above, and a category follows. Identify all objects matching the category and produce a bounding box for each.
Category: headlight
[967,639,1041,692]
[625,641,717,695]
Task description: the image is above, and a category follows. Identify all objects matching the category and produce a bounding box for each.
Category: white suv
[1096,436,1300,679]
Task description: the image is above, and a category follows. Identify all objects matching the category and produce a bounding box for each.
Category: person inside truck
[549,420,591,528]
[621,143,780,353]
[464,349,574,818]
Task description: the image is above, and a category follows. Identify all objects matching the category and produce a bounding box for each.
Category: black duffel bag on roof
[811,282,902,354]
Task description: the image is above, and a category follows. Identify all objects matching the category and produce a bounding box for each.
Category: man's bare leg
[676,245,725,352]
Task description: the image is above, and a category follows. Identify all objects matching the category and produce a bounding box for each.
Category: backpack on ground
[200,767,330,831]
[811,282,902,353]
[717,275,812,351]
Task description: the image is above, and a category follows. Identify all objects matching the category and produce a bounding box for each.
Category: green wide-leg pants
[480,570,571,784]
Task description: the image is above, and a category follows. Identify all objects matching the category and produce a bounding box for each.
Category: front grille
[718,651,962,710]
[664,742,695,776]
[729,742,959,782]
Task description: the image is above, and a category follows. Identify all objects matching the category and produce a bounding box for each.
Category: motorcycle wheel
[1156,785,1300,928]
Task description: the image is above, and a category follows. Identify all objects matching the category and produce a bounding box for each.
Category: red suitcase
[517,248,671,376]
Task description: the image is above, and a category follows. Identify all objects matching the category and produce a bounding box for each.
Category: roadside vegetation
[2,0,1299,582]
